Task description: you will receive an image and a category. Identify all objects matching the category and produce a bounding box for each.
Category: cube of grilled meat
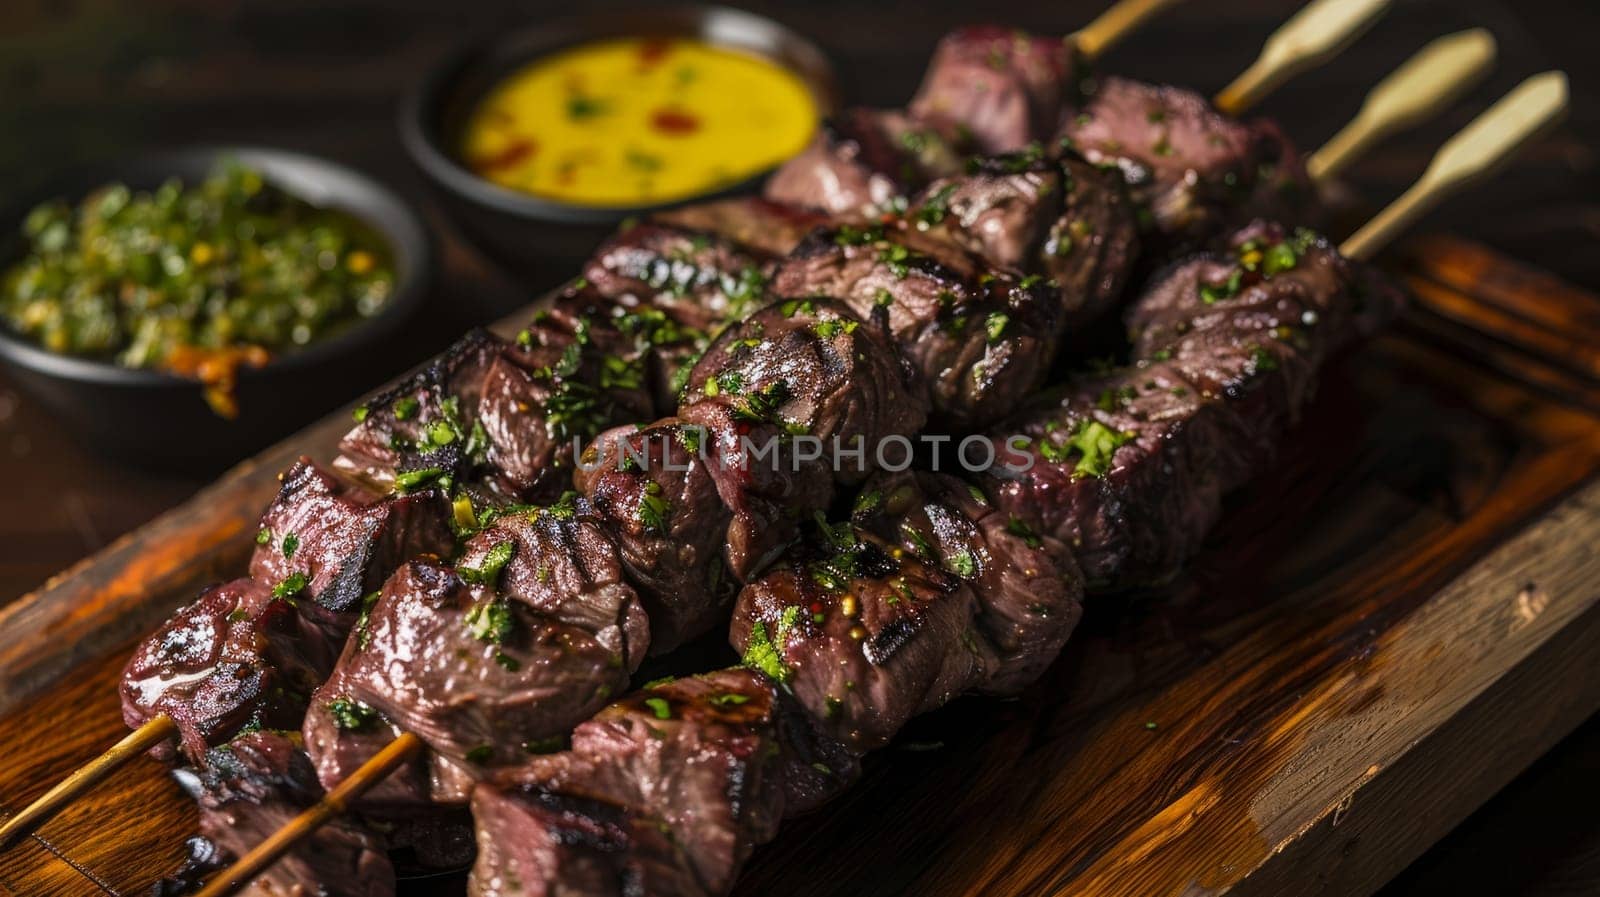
[121,578,336,762]
[578,296,929,646]
[332,553,635,769]
[1057,77,1318,252]
[983,222,1402,588]
[910,25,1079,154]
[469,669,853,897]
[337,296,658,503]
[248,460,454,634]
[679,298,929,574]
[576,419,739,655]
[772,226,1060,430]
[172,731,395,897]
[1240,119,1318,229]
[730,524,993,754]
[652,197,828,257]
[851,471,1084,695]
[678,299,926,454]
[909,152,1063,272]
[302,671,470,813]
[765,108,968,216]
[582,222,774,334]
[468,504,653,668]
[909,152,1140,327]
[302,674,479,873]
[335,329,501,493]
[471,789,700,897]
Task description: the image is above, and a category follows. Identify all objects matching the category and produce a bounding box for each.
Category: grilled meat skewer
[466,219,1399,896]
[980,221,1400,588]
[122,462,455,763]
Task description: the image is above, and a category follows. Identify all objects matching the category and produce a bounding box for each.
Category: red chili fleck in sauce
[650,107,701,136]
[637,38,673,68]
[473,139,539,174]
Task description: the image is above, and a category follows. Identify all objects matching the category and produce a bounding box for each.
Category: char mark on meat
[120,578,337,762]
[577,296,928,650]
[851,470,1084,694]
[575,419,740,655]
[772,226,1060,430]
[172,731,395,897]
[910,25,1079,154]
[678,297,928,574]
[729,521,992,754]
[469,669,852,897]
[765,108,969,216]
[335,329,501,493]
[983,222,1402,588]
[249,459,454,633]
[907,151,1140,328]
[582,222,774,335]
[337,299,660,503]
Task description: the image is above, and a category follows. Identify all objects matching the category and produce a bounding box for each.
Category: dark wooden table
[1,1,1596,894]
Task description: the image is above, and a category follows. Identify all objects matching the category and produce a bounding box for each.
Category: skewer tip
[1340,69,1569,261]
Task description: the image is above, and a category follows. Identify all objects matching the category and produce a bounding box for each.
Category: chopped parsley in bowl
[1,162,397,416]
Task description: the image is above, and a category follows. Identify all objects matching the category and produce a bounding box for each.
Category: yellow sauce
[461,37,820,206]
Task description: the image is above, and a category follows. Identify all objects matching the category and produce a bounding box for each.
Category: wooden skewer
[1309,29,1498,183]
[174,80,1573,896]
[193,732,423,897]
[1072,0,1186,63]
[0,714,175,849]
[1342,71,1568,261]
[1215,0,1394,116]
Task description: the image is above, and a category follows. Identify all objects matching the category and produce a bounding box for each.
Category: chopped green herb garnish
[1250,345,1280,372]
[460,540,515,587]
[327,697,378,731]
[272,572,307,602]
[643,697,672,720]
[1262,242,1298,276]
[638,482,671,534]
[852,490,883,516]
[985,312,1010,344]
[355,590,381,650]
[392,396,420,420]
[255,527,271,546]
[1200,269,1244,304]
[742,605,800,683]
[464,598,514,644]
[811,318,860,339]
[394,466,446,493]
[1062,420,1134,479]
[280,533,298,559]
[946,548,977,578]
[1005,515,1042,548]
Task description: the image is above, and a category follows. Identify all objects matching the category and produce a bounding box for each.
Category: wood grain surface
[1,238,1599,896]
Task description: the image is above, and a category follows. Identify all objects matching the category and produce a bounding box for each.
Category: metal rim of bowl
[0,145,433,389]
[397,3,839,226]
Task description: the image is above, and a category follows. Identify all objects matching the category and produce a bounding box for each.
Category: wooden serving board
[2,235,1600,897]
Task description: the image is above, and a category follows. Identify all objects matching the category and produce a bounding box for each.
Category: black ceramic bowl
[399,4,837,278]
[0,147,432,470]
